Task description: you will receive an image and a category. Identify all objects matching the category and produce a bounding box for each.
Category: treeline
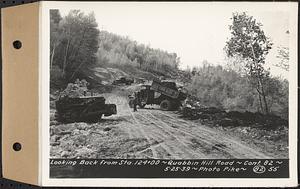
[50,10,180,88]
[97,31,180,76]
[185,63,288,120]
[50,10,99,87]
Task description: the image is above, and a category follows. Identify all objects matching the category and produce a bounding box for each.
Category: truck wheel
[138,104,146,108]
[160,100,171,111]
[171,102,181,110]
[129,99,134,108]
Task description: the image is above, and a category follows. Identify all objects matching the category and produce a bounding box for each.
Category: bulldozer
[129,79,187,111]
[55,96,117,123]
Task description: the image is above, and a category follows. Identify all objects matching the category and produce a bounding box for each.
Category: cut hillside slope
[83,64,164,86]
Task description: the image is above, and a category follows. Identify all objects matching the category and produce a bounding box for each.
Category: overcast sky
[57,2,294,78]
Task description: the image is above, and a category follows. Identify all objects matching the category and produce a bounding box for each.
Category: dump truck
[129,79,187,111]
[112,77,134,85]
[55,96,117,123]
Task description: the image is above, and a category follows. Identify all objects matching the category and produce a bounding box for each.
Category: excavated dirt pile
[180,106,287,129]
[177,97,288,158]
[180,95,288,130]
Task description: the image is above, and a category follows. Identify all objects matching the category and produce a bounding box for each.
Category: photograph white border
[40,1,298,187]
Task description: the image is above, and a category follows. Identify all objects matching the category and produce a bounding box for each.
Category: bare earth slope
[50,86,276,159]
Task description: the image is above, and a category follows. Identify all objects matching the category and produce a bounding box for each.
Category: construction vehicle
[112,77,134,85]
[55,96,117,123]
[129,79,187,111]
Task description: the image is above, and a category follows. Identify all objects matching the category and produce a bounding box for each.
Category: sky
[57,2,294,78]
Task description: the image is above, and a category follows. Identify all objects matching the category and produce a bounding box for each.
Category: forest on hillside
[50,9,179,87]
[50,10,289,119]
[97,31,180,76]
[185,63,288,119]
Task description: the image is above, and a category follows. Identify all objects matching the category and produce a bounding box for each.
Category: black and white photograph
[46,2,296,181]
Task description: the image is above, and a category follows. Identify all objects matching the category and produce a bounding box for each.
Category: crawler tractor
[55,96,117,123]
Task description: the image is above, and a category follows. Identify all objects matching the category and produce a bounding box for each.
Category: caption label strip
[50,159,289,178]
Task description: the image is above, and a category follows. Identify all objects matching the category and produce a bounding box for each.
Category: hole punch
[13,40,22,49]
[13,142,22,151]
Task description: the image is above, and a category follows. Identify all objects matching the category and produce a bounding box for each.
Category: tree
[225,12,273,114]
[50,10,62,69]
[275,46,289,71]
[51,10,100,82]
[225,55,248,76]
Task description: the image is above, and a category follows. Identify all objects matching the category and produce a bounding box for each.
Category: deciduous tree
[275,46,289,71]
[51,10,100,82]
[225,12,273,114]
[50,10,62,69]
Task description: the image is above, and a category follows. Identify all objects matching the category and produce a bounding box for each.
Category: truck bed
[151,80,179,99]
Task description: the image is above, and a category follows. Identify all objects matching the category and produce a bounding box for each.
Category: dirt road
[50,87,271,159]
[103,92,271,159]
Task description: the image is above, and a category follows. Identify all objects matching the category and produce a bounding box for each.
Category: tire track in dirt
[149,110,270,158]
[115,94,181,159]
[130,122,181,159]
[134,113,192,159]
[135,112,205,159]
[128,108,158,159]
[154,110,268,158]
[159,111,270,158]
[121,96,178,159]
[105,94,143,139]
[142,110,235,158]
[147,110,244,158]
[135,142,164,157]
[131,110,182,159]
